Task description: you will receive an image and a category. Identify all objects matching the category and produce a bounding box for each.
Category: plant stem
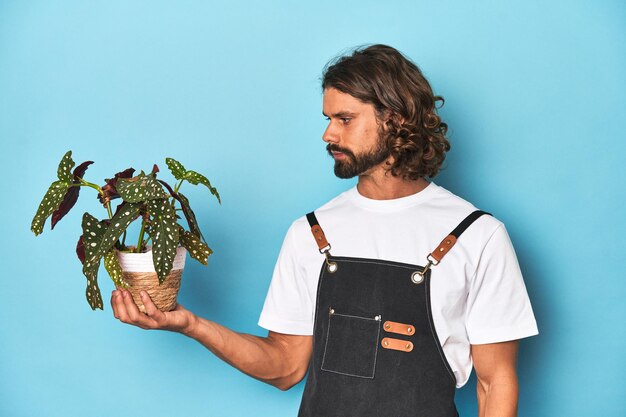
[76,178,113,219]
[135,219,146,253]
[170,179,184,208]
[174,179,184,194]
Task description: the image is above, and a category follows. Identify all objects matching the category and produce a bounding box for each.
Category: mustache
[326,144,355,158]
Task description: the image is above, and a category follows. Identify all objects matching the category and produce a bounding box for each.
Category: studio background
[1,1,624,416]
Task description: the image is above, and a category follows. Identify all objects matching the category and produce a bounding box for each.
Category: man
[112,44,538,416]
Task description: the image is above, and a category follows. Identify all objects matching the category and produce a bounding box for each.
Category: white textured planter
[116,246,187,313]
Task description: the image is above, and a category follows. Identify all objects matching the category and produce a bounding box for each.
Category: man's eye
[340,118,351,124]
[324,116,330,121]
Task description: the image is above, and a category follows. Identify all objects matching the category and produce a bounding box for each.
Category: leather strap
[429,210,490,264]
[306,212,331,253]
[306,209,490,265]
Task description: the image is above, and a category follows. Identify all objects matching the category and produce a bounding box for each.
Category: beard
[327,135,390,179]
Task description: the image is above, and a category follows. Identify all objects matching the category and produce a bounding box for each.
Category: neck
[356,169,430,200]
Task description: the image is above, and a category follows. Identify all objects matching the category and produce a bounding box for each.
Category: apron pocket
[321,309,381,379]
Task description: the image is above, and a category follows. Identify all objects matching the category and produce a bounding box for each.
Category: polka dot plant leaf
[31,151,76,236]
[104,249,129,288]
[116,172,168,203]
[184,170,221,204]
[178,225,213,265]
[177,191,203,239]
[57,150,75,183]
[31,181,70,236]
[147,199,179,284]
[82,261,104,310]
[165,157,187,180]
[81,213,108,310]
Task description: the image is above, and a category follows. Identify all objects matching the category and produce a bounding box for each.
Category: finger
[111,290,129,322]
[121,290,155,329]
[141,291,166,323]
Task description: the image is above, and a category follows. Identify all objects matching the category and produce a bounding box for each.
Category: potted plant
[31,150,220,312]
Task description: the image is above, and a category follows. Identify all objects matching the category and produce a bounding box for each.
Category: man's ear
[387,111,405,126]
[379,110,403,132]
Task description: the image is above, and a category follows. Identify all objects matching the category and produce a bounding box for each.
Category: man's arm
[111,289,312,391]
[471,340,519,417]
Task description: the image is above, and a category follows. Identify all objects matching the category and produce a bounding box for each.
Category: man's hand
[110,289,312,390]
[472,340,519,417]
[111,289,196,334]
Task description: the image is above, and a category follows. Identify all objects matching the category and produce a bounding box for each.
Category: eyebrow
[322,111,358,118]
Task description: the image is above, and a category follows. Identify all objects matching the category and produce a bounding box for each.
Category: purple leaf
[74,161,94,179]
[51,187,79,230]
[50,161,94,230]
[76,235,85,264]
[98,168,135,206]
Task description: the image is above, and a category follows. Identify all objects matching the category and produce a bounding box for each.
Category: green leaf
[57,150,75,182]
[147,199,179,283]
[83,261,104,310]
[177,192,203,239]
[165,157,187,180]
[104,249,128,288]
[31,181,70,236]
[31,151,78,236]
[178,225,212,265]
[116,172,168,203]
[81,213,108,310]
[83,204,142,266]
[184,170,221,204]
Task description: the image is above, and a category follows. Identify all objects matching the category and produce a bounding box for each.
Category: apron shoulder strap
[306,211,331,254]
[428,210,491,264]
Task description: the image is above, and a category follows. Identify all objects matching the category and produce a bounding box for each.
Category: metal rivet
[411,272,424,284]
[384,323,391,329]
[327,262,338,273]
[375,315,381,321]
[439,247,444,252]
[384,340,389,346]
[330,308,335,315]
[407,327,413,333]
[405,343,411,350]
[446,240,451,245]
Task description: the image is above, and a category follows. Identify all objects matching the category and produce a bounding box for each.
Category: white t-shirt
[258,182,538,387]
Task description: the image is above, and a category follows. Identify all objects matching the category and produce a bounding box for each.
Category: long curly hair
[322,44,450,179]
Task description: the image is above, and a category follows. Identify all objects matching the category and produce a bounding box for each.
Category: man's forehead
[322,88,369,114]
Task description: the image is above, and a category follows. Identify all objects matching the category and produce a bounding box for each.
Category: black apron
[298,210,489,417]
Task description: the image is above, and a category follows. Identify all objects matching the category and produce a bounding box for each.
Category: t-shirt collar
[346,181,438,212]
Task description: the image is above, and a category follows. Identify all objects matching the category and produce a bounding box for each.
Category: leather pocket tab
[383,320,415,336]
[381,337,413,352]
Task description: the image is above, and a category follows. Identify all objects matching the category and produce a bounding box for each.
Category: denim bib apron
[297,210,489,417]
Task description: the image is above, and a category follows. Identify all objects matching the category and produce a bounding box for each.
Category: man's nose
[322,123,339,144]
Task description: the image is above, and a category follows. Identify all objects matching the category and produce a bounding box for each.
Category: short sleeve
[258,222,315,335]
[465,224,539,344]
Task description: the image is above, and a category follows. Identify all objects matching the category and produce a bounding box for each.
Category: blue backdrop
[1,1,624,416]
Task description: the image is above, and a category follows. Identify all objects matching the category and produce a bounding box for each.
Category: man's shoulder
[426,184,505,236]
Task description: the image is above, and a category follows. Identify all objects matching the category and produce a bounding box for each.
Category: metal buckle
[324,250,338,273]
[414,253,439,281]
